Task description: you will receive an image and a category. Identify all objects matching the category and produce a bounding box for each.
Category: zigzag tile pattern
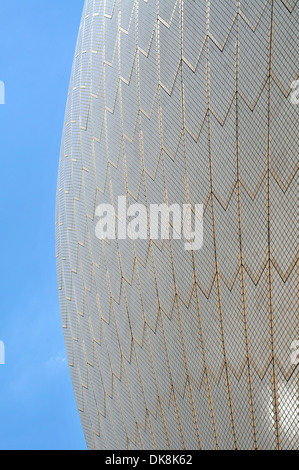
[56,0,299,449]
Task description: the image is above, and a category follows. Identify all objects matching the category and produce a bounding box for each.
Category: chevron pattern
[56,0,299,449]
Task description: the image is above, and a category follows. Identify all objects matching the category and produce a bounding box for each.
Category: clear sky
[0,0,87,450]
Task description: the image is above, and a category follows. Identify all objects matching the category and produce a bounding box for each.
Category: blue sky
[0,0,87,450]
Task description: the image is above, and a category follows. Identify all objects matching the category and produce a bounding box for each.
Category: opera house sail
[56,0,299,450]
